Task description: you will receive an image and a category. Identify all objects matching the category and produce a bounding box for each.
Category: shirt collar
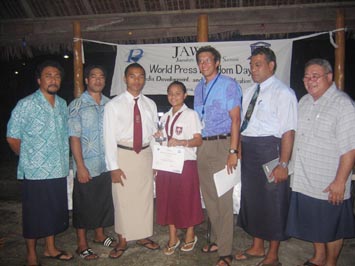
[259,75,276,90]
[202,72,220,86]
[82,90,105,105]
[125,91,142,101]
[36,89,59,109]
[314,82,337,103]
[168,104,188,117]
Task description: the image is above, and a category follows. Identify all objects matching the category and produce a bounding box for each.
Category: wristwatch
[278,161,288,168]
[229,149,238,154]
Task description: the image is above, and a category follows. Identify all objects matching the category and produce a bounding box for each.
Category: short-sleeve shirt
[194,73,242,137]
[7,89,69,180]
[291,83,355,200]
[241,75,298,138]
[68,90,110,178]
[160,104,202,160]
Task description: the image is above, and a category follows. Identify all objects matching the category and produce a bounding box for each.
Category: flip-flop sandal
[216,255,233,266]
[257,260,282,266]
[136,238,160,250]
[93,236,116,247]
[201,242,218,253]
[109,247,126,259]
[76,248,99,260]
[180,236,198,252]
[44,250,73,261]
[304,260,320,266]
[235,250,265,261]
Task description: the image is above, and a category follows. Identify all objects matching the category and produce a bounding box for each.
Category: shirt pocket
[313,112,336,140]
[255,101,276,123]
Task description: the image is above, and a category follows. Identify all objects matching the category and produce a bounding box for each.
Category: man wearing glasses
[194,46,242,266]
[287,58,355,266]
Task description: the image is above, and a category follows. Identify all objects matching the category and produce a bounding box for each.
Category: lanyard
[165,111,183,141]
[201,73,221,120]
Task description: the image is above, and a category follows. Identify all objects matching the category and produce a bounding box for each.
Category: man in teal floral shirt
[7,60,72,266]
[68,65,115,260]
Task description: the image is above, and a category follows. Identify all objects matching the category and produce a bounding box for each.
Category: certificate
[152,145,184,174]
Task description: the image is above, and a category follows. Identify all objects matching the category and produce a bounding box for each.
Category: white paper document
[152,145,185,174]
[213,160,241,197]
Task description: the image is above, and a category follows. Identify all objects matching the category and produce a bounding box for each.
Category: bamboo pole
[197,14,208,42]
[334,9,345,91]
[73,21,84,98]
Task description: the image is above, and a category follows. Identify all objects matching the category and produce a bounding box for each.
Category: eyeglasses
[303,73,329,82]
[197,58,214,65]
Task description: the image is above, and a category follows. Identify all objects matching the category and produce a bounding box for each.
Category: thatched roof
[1,0,355,60]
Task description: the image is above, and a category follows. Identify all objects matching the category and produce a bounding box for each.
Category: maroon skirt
[156,160,204,228]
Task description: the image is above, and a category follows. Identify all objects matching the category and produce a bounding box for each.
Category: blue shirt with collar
[194,73,242,137]
[68,90,110,177]
[7,89,69,180]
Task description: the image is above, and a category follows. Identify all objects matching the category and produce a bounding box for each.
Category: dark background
[1,36,354,162]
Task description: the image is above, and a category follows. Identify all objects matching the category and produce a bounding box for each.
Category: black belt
[117,144,150,150]
[202,133,231,141]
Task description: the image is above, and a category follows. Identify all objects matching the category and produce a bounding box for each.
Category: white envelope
[213,160,241,197]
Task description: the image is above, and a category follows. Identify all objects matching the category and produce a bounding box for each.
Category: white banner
[111,39,293,96]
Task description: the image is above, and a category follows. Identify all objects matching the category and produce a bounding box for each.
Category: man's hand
[111,169,126,186]
[226,154,238,175]
[271,165,288,183]
[323,180,346,205]
[76,165,91,183]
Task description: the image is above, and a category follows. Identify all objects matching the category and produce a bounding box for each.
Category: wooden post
[197,13,211,243]
[73,21,84,98]
[197,14,208,42]
[334,9,345,91]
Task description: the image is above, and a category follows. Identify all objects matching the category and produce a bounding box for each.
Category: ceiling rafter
[0,1,355,60]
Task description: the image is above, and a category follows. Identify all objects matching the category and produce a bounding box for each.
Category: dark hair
[196,45,221,63]
[251,47,277,73]
[35,60,64,79]
[167,81,187,94]
[84,65,107,79]
[124,63,146,77]
[304,58,333,73]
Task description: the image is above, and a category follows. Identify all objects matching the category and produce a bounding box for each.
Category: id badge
[201,119,205,129]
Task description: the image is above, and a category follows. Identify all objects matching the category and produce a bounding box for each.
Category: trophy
[155,112,166,144]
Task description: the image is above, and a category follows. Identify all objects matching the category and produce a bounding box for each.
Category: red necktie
[133,98,142,153]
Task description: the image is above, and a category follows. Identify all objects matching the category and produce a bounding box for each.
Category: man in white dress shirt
[103,63,160,259]
[236,47,297,266]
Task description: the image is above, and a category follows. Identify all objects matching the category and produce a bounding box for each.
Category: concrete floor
[0,201,354,266]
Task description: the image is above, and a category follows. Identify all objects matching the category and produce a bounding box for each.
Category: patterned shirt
[291,83,355,200]
[194,73,242,137]
[68,91,110,177]
[7,89,69,180]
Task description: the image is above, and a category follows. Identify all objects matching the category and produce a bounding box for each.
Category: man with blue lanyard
[194,46,242,266]
[7,60,72,266]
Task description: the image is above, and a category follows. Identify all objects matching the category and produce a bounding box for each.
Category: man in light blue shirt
[194,46,242,266]
[68,65,115,260]
[7,60,72,266]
